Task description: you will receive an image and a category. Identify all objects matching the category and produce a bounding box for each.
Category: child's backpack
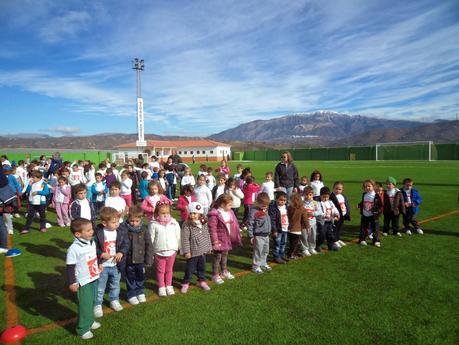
[0,184,17,213]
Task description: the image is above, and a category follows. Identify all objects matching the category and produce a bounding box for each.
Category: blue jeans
[96,266,121,305]
[272,231,288,259]
[125,263,145,299]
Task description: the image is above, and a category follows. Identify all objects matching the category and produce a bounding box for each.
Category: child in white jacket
[148,202,181,297]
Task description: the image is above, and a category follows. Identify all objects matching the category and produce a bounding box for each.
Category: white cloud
[47,126,81,136]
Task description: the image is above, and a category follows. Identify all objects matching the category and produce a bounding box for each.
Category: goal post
[375,141,436,161]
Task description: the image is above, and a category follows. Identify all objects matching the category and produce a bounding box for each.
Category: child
[287,193,309,259]
[330,181,351,248]
[119,205,153,305]
[69,164,85,186]
[158,169,168,193]
[242,176,260,229]
[261,172,275,202]
[141,180,171,221]
[151,167,159,180]
[226,177,244,217]
[66,218,102,339]
[208,194,242,283]
[197,164,208,177]
[54,176,71,227]
[310,170,324,200]
[104,181,128,223]
[148,202,181,297]
[193,175,213,215]
[139,171,150,201]
[382,176,405,237]
[176,185,197,224]
[21,170,50,234]
[302,186,322,255]
[91,173,108,213]
[94,207,128,317]
[316,187,340,251]
[70,184,97,229]
[164,163,177,201]
[298,176,309,193]
[180,202,213,293]
[233,164,243,182]
[212,173,227,200]
[120,171,133,208]
[206,167,216,190]
[358,180,383,247]
[180,167,195,193]
[219,160,230,179]
[401,178,423,235]
[268,191,288,264]
[247,192,271,273]
[104,168,116,188]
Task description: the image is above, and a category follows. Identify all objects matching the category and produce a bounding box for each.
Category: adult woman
[274,151,299,199]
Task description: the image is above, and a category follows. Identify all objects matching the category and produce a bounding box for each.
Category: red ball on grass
[0,325,27,343]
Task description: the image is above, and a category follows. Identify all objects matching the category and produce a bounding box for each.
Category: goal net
[375,141,436,161]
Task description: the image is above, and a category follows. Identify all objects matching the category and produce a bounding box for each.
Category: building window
[178,151,182,155]
[190,151,194,154]
[156,151,159,156]
[197,150,200,154]
[210,150,214,154]
[202,150,206,154]
[184,151,187,154]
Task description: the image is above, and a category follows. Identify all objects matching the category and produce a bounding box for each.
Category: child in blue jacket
[401,178,423,235]
[21,170,50,234]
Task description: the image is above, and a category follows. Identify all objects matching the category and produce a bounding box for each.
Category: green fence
[1,151,112,165]
[235,143,458,161]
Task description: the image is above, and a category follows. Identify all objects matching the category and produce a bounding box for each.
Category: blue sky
[0,0,458,137]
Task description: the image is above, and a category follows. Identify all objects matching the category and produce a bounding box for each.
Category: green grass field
[1,160,459,345]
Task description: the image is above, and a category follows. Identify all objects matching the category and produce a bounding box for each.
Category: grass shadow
[20,242,67,260]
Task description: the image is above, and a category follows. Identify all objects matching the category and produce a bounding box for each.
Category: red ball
[0,325,27,343]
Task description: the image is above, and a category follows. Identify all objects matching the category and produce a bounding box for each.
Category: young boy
[211,173,227,200]
[247,192,272,273]
[298,176,309,193]
[233,164,243,182]
[401,178,423,235]
[91,173,108,213]
[329,181,351,248]
[206,167,216,191]
[383,176,405,237]
[70,184,97,229]
[93,207,128,317]
[302,186,322,255]
[118,205,152,305]
[261,172,275,202]
[21,170,50,234]
[316,187,340,252]
[104,181,127,222]
[66,218,102,340]
[268,191,288,264]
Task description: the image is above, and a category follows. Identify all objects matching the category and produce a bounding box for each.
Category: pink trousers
[55,202,70,226]
[121,194,132,208]
[155,252,177,288]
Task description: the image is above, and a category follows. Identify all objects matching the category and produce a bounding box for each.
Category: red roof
[116,139,230,149]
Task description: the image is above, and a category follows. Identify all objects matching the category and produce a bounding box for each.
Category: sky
[0,0,458,137]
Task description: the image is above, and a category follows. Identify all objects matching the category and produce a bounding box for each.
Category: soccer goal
[375,141,436,161]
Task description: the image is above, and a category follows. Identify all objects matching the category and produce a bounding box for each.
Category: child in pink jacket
[53,176,71,227]
[141,181,171,221]
[242,176,260,229]
[176,185,197,225]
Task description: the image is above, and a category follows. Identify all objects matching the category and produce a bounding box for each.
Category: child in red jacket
[242,176,260,230]
[176,185,197,225]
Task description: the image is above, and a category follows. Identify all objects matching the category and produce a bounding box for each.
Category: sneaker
[406,230,412,235]
[7,229,13,235]
[13,213,20,218]
[274,257,286,264]
[252,267,263,274]
[45,222,52,228]
[90,321,101,330]
[242,226,248,231]
[59,224,66,228]
[198,281,211,291]
[94,305,103,318]
[309,249,318,255]
[222,271,235,280]
[20,229,29,235]
[66,222,71,226]
[333,241,342,248]
[416,228,424,235]
[158,287,167,297]
[374,242,381,248]
[360,240,367,246]
[137,294,146,303]
[40,228,47,233]
[128,296,139,305]
[396,232,402,237]
[261,265,272,271]
[0,248,8,254]
[110,300,123,311]
[166,286,175,296]
[302,251,312,257]
[212,275,225,285]
[81,331,94,340]
[382,232,388,237]
[330,244,340,251]
[369,233,374,240]
[180,283,190,294]
[338,240,347,247]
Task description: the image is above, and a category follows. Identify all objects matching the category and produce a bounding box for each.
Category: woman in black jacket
[274,151,299,199]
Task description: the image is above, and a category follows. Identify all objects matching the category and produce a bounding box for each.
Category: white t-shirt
[218,208,232,233]
[29,180,46,205]
[261,181,275,201]
[362,191,376,217]
[149,194,160,206]
[194,185,212,207]
[206,175,216,190]
[181,175,195,186]
[66,238,100,286]
[403,188,412,205]
[105,196,126,222]
[94,182,106,202]
[69,170,84,186]
[320,200,338,221]
[387,188,397,208]
[335,194,347,216]
[215,185,226,200]
[278,205,289,232]
[77,199,92,221]
[102,229,117,267]
[121,178,133,195]
[310,180,324,197]
[304,200,318,225]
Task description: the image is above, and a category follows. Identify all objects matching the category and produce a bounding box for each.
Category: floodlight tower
[132,58,147,148]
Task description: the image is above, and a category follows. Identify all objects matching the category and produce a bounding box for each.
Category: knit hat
[386,176,396,185]
[188,202,204,214]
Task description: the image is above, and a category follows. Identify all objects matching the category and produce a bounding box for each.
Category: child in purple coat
[207,194,241,285]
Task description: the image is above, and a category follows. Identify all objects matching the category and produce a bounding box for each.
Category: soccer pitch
[1,160,458,345]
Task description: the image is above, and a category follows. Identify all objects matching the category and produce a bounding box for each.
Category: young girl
[219,160,230,179]
[211,173,227,200]
[193,175,213,215]
[91,173,108,212]
[330,181,351,248]
[180,167,195,193]
[176,185,197,224]
[53,176,71,227]
[148,202,181,297]
[310,170,324,200]
[302,186,322,255]
[298,176,309,193]
[287,193,309,259]
[141,181,171,221]
[206,167,216,191]
[207,194,241,284]
[120,171,133,208]
[242,176,260,229]
[139,171,150,201]
[158,169,168,193]
[226,177,244,217]
[180,202,213,293]
[358,179,383,247]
